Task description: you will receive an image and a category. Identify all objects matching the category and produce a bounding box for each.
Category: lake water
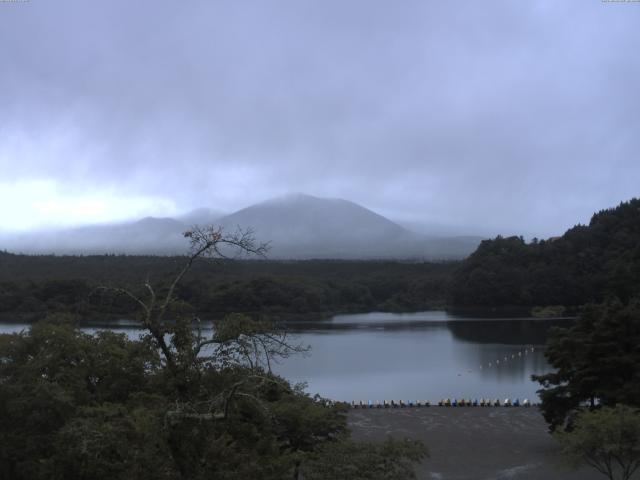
[0,311,569,403]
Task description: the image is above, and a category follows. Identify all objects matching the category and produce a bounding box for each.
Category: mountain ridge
[0,194,483,259]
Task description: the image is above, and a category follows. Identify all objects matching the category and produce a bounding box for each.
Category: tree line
[0,254,454,320]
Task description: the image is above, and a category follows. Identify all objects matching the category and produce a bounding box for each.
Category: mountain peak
[217,194,414,258]
[261,192,341,205]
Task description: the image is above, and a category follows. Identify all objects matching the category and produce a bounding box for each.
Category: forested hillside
[451,198,640,307]
[0,254,455,320]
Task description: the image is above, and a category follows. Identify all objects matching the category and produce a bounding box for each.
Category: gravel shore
[348,407,602,480]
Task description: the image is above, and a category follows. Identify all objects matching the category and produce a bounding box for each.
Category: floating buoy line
[478,346,536,372]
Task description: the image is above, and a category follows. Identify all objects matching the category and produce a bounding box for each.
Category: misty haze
[1,1,639,480]
[0,193,484,258]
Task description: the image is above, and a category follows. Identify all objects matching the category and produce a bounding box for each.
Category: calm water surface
[0,311,570,402]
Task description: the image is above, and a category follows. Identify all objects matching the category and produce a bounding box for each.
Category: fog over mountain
[176,208,225,227]
[0,194,482,259]
[218,194,482,258]
[1,217,188,256]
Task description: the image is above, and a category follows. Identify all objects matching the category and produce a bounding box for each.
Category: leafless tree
[97,225,307,410]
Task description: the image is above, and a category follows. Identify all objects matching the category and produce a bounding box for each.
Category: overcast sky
[1,0,638,237]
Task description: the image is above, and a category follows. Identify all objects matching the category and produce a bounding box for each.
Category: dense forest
[451,198,640,308]
[0,254,455,321]
[2,199,639,320]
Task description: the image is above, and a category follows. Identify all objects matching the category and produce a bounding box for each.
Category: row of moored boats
[351,398,533,408]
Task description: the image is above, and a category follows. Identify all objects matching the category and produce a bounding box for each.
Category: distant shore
[0,306,577,326]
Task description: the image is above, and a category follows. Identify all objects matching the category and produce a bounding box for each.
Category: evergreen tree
[534,298,640,431]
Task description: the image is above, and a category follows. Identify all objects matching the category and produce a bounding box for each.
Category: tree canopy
[451,198,640,308]
[0,317,353,480]
[533,298,640,431]
[0,254,453,320]
[556,404,640,480]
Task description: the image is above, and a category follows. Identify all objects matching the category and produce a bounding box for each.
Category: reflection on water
[447,319,571,345]
[0,311,572,402]
[277,311,572,402]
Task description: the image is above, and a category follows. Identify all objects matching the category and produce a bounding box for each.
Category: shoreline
[348,408,601,480]
[0,308,577,326]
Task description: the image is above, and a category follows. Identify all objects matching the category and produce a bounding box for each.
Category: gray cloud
[1,0,639,236]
